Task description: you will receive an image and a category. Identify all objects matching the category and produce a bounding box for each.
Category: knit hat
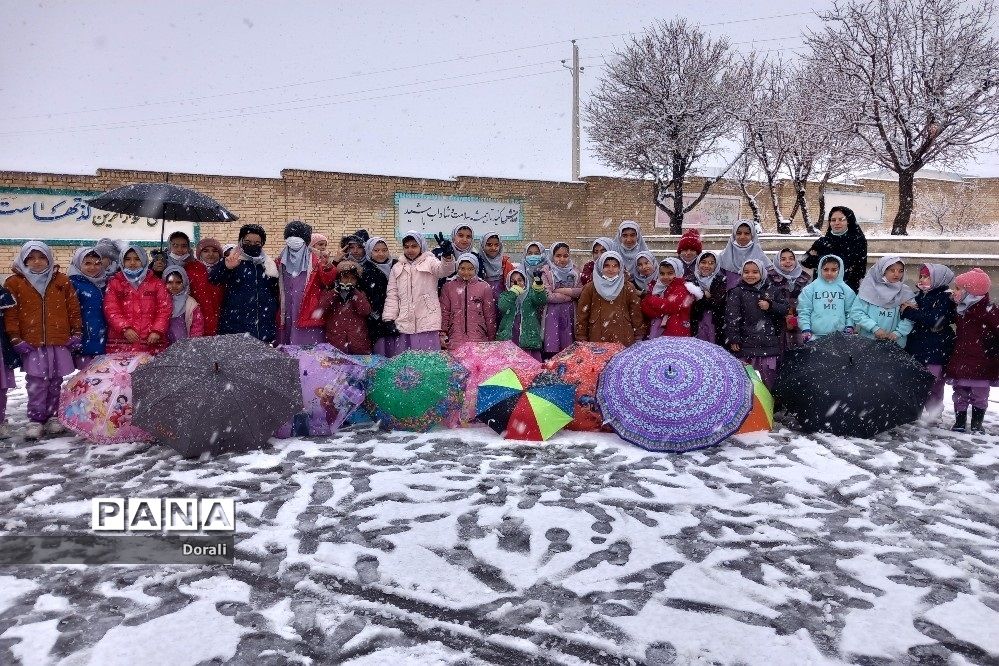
[677,229,702,254]
[284,220,312,245]
[196,237,223,255]
[309,233,329,248]
[337,259,360,278]
[955,268,991,297]
[238,223,267,245]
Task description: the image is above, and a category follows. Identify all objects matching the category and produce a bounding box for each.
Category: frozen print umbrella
[735,365,774,434]
[544,342,624,431]
[775,332,934,438]
[597,337,753,452]
[367,350,468,431]
[131,334,302,457]
[275,344,368,438]
[452,340,543,424]
[59,352,155,444]
[476,369,574,440]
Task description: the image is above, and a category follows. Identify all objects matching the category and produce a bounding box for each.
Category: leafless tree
[913,179,981,234]
[731,135,765,226]
[585,19,748,234]
[806,0,999,234]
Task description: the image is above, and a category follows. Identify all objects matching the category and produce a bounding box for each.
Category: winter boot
[44,417,66,436]
[952,409,968,433]
[970,407,987,434]
[24,422,44,440]
[0,422,10,440]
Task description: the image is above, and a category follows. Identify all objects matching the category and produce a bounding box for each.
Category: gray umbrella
[131,334,303,457]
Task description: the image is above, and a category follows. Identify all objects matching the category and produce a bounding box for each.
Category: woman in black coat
[801,206,868,293]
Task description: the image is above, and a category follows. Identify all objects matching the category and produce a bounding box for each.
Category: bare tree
[731,135,764,226]
[807,0,999,234]
[913,179,981,234]
[585,19,747,234]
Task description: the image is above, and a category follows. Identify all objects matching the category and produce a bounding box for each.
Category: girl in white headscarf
[540,241,582,356]
[615,221,650,276]
[162,265,205,343]
[575,251,645,347]
[850,255,916,348]
[717,220,772,290]
[67,247,108,368]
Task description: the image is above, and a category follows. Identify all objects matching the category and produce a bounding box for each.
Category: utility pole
[562,40,583,181]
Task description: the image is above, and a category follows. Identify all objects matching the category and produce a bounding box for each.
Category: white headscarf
[400,231,428,262]
[279,235,311,277]
[479,232,505,281]
[522,241,546,281]
[653,258,685,296]
[631,250,657,293]
[770,248,803,282]
[15,241,55,297]
[450,224,475,255]
[921,263,955,292]
[119,244,150,290]
[615,221,650,275]
[456,253,481,277]
[718,220,772,274]
[547,242,578,285]
[593,251,626,301]
[591,237,617,257]
[694,251,720,292]
[162,265,191,318]
[857,255,916,308]
[506,266,529,316]
[68,247,107,290]
[364,236,393,278]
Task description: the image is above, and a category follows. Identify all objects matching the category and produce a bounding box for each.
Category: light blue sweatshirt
[850,297,914,348]
[798,255,856,337]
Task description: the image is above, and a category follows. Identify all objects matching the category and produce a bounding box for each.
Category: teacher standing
[801,206,868,292]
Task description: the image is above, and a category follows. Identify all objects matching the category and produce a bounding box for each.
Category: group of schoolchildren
[1,206,997,440]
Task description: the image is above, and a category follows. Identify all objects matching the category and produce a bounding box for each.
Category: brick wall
[1,167,997,272]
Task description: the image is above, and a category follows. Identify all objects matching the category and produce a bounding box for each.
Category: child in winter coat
[944,268,999,433]
[0,285,16,439]
[162,265,205,343]
[580,237,616,286]
[210,224,281,343]
[631,250,658,295]
[769,248,812,351]
[642,258,703,338]
[320,260,373,354]
[690,251,726,345]
[440,254,497,350]
[479,232,515,306]
[798,255,856,341]
[575,251,646,347]
[277,221,338,346]
[104,245,172,355]
[383,231,456,354]
[717,221,772,291]
[540,242,582,356]
[522,241,547,284]
[849,255,915,348]
[724,258,789,390]
[67,247,108,368]
[194,237,225,335]
[902,264,957,421]
[676,229,702,281]
[4,241,83,439]
[360,237,394,356]
[497,267,547,360]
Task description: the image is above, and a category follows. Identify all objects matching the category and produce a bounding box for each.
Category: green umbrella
[367,350,468,431]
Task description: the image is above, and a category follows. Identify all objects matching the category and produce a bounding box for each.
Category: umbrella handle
[213,361,221,373]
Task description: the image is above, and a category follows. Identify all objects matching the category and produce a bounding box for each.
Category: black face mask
[241,242,262,257]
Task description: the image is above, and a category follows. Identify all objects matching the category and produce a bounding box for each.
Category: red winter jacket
[945,296,999,381]
[184,259,223,336]
[103,272,172,353]
[641,279,696,337]
[277,255,338,332]
[320,287,372,354]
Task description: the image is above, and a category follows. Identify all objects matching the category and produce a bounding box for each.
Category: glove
[844,326,855,335]
[67,335,82,351]
[13,341,34,355]
[532,277,545,292]
[433,232,446,247]
[384,320,400,336]
[801,331,813,343]
[439,239,454,259]
[510,285,525,295]
[683,282,704,299]
[786,314,798,330]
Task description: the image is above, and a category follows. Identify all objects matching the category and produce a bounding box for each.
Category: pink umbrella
[451,341,542,424]
[58,353,155,444]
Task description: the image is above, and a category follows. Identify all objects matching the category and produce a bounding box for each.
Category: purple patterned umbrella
[596,337,753,452]
[276,344,368,438]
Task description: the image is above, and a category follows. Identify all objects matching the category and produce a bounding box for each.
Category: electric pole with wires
[562,40,583,181]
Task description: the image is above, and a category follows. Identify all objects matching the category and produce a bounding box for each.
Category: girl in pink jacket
[382,231,456,355]
[104,245,172,354]
[163,265,205,344]
[440,254,497,350]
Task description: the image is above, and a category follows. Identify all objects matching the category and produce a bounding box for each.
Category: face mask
[831,226,848,236]
[525,254,544,266]
[123,267,144,278]
[604,274,621,284]
[169,252,190,262]
[242,243,263,257]
[286,237,306,251]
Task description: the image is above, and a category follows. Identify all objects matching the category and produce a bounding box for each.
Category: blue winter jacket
[209,257,280,343]
[69,274,108,356]
[850,297,914,348]
[902,285,956,366]
[0,287,18,370]
[797,255,856,338]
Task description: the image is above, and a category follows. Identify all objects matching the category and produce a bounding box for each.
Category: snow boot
[0,422,10,440]
[44,418,66,436]
[970,407,987,434]
[952,409,968,433]
[24,422,44,440]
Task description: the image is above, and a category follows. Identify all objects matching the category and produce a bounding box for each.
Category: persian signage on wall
[0,188,195,244]
[654,194,743,230]
[395,193,523,239]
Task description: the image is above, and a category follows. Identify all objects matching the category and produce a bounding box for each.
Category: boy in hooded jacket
[902,264,957,422]
[944,268,999,433]
[724,258,789,390]
[797,255,856,340]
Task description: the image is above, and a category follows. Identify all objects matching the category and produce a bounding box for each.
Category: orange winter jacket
[4,270,83,347]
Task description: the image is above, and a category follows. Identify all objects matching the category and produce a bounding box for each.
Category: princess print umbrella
[476,369,574,441]
[275,344,368,438]
[59,352,155,445]
[597,337,753,452]
[367,350,468,431]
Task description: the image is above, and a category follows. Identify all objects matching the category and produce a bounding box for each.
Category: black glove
[336,282,354,301]
[433,232,454,258]
[433,232,446,247]
[385,320,400,336]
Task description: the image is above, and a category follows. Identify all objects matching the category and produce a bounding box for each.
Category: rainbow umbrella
[367,350,467,431]
[476,369,574,441]
[452,341,542,424]
[58,353,155,444]
[736,365,774,434]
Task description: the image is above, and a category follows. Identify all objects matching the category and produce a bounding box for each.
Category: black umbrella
[87,182,238,249]
[131,334,302,457]
[775,333,934,438]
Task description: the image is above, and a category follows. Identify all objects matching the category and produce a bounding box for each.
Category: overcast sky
[3,0,998,182]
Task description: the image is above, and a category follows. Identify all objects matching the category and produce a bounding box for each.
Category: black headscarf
[801,206,868,292]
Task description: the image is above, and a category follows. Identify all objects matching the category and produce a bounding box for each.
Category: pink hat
[955,268,991,297]
[309,233,329,248]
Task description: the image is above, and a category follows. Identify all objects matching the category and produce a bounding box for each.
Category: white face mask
[286,237,306,250]
[169,252,190,262]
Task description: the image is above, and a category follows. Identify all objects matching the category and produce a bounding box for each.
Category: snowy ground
[1,378,998,666]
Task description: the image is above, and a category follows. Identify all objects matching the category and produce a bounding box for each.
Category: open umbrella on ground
[88,182,238,249]
[544,342,624,431]
[275,344,368,438]
[476,369,574,441]
[736,365,774,434]
[367,350,468,431]
[452,341,542,424]
[131,334,302,457]
[59,353,155,444]
[597,337,753,452]
[775,333,934,438]
[344,354,388,426]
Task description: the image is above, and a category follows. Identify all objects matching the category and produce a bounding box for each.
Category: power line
[573,11,817,43]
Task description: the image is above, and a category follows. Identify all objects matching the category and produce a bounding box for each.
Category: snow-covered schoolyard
[1,377,998,665]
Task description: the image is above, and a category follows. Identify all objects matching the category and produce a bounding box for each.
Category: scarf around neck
[652,258,686,296]
[15,240,55,297]
[547,241,578,285]
[631,250,657,293]
[957,292,985,315]
[279,236,311,277]
[771,249,803,282]
[119,244,150,290]
[615,221,649,275]
[364,236,393,278]
[479,232,505,280]
[163,265,191,318]
[694,251,721,292]
[718,221,771,274]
